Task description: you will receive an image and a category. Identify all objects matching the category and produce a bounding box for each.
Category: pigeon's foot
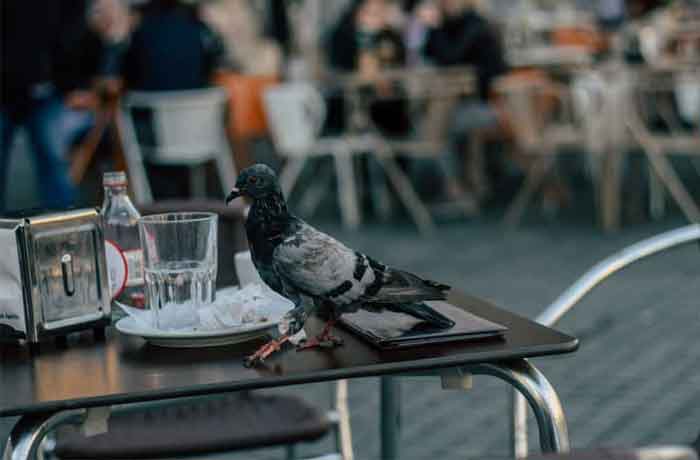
[297,320,343,351]
[244,335,290,367]
[296,334,344,351]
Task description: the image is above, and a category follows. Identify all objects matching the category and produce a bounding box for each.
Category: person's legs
[26,97,92,209]
[0,109,18,212]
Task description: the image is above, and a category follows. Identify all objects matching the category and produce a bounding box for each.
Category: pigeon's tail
[386,302,455,329]
[365,267,450,305]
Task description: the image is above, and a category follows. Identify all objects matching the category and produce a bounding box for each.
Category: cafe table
[1,291,578,460]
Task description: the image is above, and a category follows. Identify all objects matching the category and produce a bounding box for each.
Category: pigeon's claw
[296,320,343,351]
[296,335,343,351]
[244,335,290,367]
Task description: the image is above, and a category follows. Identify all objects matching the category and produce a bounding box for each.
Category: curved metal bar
[467,359,570,453]
[536,223,700,328]
[512,224,700,457]
[3,409,84,460]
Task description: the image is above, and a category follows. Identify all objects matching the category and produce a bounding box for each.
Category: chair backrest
[122,88,229,164]
[263,83,326,157]
[495,76,550,151]
[628,71,700,148]
[381,68,474,155]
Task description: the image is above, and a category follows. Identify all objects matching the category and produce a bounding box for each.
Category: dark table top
[0,292,578,417]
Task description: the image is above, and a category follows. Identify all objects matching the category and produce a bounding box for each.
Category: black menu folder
[340,301,507,349]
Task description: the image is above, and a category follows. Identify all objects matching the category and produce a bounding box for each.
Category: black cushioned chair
[53,393,332,459]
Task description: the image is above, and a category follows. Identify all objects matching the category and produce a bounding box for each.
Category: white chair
[264,82,436,234]
[118,88,238,205]
[263,82,361,229]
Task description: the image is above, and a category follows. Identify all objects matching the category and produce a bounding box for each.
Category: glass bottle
[101,171,145,315]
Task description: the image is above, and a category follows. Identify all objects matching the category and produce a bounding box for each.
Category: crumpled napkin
[117,284,293,332]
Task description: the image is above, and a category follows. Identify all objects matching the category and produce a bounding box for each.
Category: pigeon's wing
[272,223,449,308]
[272,223,379,306]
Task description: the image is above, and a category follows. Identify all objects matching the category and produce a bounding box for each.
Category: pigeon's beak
[225,188,242,205]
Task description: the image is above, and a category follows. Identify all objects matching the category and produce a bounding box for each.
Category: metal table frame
[2,290,576,460]
[3,356,569,460]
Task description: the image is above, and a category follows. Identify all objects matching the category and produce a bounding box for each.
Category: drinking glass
[138,212,218,330]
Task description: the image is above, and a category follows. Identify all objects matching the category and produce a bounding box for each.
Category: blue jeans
[0,96,93,212]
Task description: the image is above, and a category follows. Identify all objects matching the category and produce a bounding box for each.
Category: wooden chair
[624,70,700,223]
[495,73,590,226]
[382,68,482,215]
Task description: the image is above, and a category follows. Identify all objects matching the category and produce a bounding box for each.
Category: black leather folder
[340,301,507,349]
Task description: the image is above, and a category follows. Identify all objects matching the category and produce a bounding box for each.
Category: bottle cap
[103,171,128,187]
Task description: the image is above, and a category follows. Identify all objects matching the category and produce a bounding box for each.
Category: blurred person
[0,0,104,212]
[122,0,225,91]
[421,0,506,102]
[326,0,410,137]
[121,0,227,200]
[419,0,507,200]
[200,0,282,75]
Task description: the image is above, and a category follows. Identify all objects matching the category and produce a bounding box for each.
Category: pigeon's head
[226,164,281,203]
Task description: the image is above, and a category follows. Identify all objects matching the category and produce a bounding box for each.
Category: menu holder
[340,301,507,349]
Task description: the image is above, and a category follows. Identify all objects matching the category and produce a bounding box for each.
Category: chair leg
[190,164,207,199]
[285,444,297,460]
[645,150,700,222]
[504,157,553,227]
[335,379,354,460]
[648,163,666,220]
[367,157,392,222]
[279,158,307,198]
[334,152,361,230]
[117,110,153,205]
[465,133,490,200]
[215,142,238,194]
[298,161,333,218]
[374,153,436,235]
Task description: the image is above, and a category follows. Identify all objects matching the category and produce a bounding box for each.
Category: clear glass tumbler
[138,212,218,330]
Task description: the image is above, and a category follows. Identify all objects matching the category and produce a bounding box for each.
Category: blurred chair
[118,87,237,204]
[383,68,481,215]
[625,70,700,223]
[51,386,353,460]
[495,73,592,226]
[263,82,435,234]
[509,224,700,458]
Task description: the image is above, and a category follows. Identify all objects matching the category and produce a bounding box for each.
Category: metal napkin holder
[0,208,111,344]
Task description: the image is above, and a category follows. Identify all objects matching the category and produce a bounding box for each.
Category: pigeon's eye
[248,176,257,184]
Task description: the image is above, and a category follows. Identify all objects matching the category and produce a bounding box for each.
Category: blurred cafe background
[2,0,699,230]
[3,0,700,458]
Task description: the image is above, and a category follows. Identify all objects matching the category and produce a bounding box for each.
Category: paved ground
[2,137,700,459]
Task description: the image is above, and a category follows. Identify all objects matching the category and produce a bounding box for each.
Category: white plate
[115,316,276,347]
[115,285,291,348]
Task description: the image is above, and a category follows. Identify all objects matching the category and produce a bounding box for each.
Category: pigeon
[226,164,454,367]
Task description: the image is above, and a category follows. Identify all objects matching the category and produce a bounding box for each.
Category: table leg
[3,410,84,460]
[380,377,401,460]
[600,149,622,232]
[467,359,570,454]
